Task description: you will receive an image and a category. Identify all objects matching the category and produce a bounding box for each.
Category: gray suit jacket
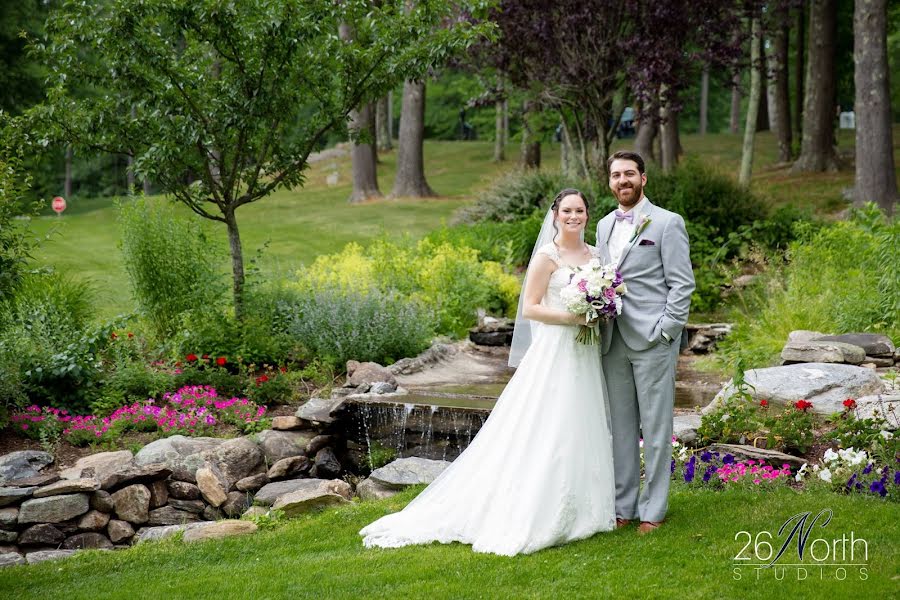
[597,198,695,354]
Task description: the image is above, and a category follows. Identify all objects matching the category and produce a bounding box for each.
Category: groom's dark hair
[607,150,645,175]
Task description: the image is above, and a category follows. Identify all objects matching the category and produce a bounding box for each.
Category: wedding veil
[507,207,583,367]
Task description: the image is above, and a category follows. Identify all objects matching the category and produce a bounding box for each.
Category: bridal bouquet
[559,259,627,345]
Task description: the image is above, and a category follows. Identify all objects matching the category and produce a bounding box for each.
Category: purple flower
[862,463,873,475]
[703,465,715,482]
[684,456,696,483]
[846,473,857,489]
[700,451,712,463]
[670,459,676,474]
[869,480,887,497]
[723,454,735,465]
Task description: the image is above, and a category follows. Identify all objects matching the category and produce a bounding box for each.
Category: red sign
[51,196,66,214]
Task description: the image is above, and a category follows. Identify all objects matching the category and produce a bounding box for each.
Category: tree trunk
[793,0,839,173]
[143,178,151,196]
[494,99,506,161]
[740,17,763,188]
[369,100,379,165]
[127,154,135,193]
[224,208,245,322]
[392,79,435,197]
[699,68,709,136]
[64,146,72,198]
[794,1,806,138]
[520,100,540,169]
[634,99,658,162]
[755,41,770,132]
[659,90,679,172]
[376,94,392,151]
[348,102,381,202]
[730,72,742,134]
[375,95,394,150]
[771,9,793,163]
[853,0,898,215]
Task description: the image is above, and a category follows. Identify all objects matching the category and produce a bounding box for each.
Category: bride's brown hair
[550,188,590,238]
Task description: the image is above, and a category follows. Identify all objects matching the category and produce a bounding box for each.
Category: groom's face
[608,159,646,209]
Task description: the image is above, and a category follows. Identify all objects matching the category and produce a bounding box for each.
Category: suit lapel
[617,200,655,268]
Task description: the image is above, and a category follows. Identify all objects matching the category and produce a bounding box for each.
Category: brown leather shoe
[616,518,632,529]
[637,520,664,535]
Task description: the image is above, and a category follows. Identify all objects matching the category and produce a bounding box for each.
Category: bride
[359,189,616,556]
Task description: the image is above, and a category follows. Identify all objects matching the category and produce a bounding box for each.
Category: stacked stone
[0,421,355,567]
[781,332,897,368]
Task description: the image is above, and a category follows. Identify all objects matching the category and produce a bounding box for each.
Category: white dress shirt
[608,196,647,265]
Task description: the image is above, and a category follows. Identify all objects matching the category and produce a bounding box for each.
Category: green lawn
[25,127,900,319]
[1,483,896,599]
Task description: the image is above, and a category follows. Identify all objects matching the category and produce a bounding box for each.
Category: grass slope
[1,484,896,599]
[24,126,900,319]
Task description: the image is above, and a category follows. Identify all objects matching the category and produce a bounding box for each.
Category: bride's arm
[521,255,581,325]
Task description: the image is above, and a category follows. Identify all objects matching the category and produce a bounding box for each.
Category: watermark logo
[732,509,868,581]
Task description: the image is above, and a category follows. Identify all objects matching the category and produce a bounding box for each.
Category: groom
[597,151,695,535]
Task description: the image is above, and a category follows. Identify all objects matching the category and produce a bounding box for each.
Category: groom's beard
[614,181,643,208]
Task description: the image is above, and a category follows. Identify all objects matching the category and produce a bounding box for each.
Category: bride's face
[556,194,588,234]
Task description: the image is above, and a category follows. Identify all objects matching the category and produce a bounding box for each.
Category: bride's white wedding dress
[359,243,616,556]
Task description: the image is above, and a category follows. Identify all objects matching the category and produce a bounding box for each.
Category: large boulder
[781,341,865,364]
[111,485,151,524]
[254,479,352,506]
[182,520,257,543]
[254,430,317,463]
[706,363,886,415]
[816,333,895,357]
[76,510,111,532]
[59,451,133,482]
[166,481,200,500]
[107,520,135,543]
[0,451,54,485]
[0,507,17,528]
[134,436,225,482]
[369,457,451,489]
[18,494,90,524]
[0,552,25,568]
[200,437,263,489]
[673,414,702,446]
[134,522,209,543]
[266,456,309,480]
[310,448,341,479]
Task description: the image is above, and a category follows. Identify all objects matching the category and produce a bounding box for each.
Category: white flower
[823,448,840,463]
[812,464,820,472]
[880,430,894,441]
[817,468,832,483]
[795,463,809,482]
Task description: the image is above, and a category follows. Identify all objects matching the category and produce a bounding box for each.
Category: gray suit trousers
[602,324,679,523]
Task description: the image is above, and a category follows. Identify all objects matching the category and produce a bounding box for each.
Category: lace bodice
[534,243,601,311]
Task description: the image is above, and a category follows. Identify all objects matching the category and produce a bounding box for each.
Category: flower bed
[10,385,268,446]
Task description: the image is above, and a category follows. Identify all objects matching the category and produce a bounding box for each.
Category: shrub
[453,169,615,229]
[118,198,226,340]
[717,205,899,368]
[281,282,434,369]
[293,239,521,339]
[424,214,545,268]
[0,272,113,413]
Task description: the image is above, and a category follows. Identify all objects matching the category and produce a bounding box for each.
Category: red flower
[842,398,857,410]
[185,354,198,362]
[759,399,769,408]
[279,366,287,374]
[255,375,269,386]
[110,332,118,340]
[216,357,227,367]
[202,354,210,360]
[127,332,134,339]
[794,400,813,412]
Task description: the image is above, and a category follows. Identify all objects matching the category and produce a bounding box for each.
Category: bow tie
[614,210,634,224]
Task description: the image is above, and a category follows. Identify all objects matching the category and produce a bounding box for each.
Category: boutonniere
[629,216,651,242]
